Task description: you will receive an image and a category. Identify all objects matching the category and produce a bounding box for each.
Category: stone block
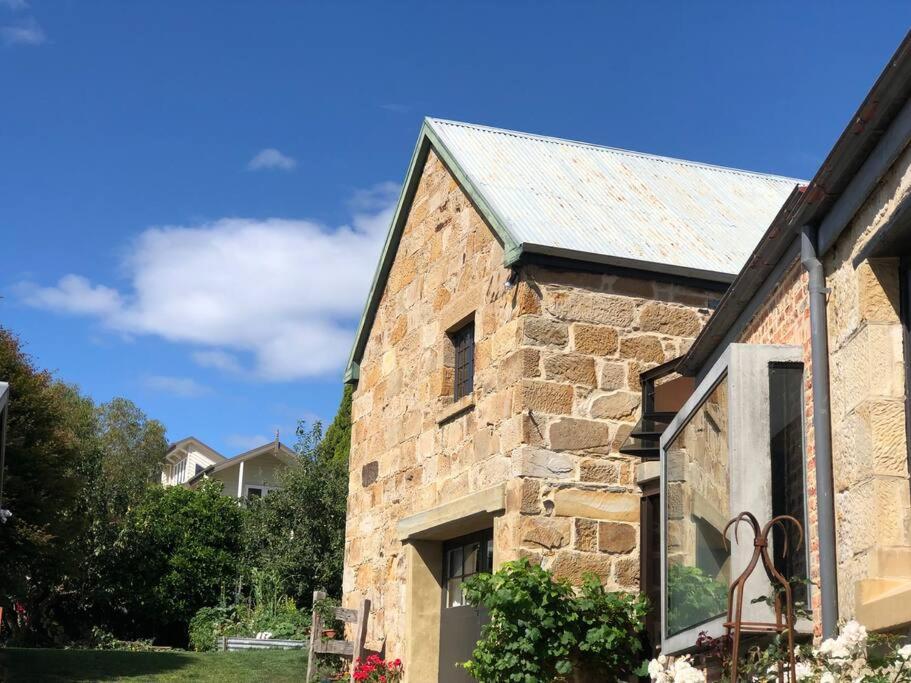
[499,347,541,386]
[544,289,635,327]
[514,380,575,415]
[613,556,640,587]
[857,258,900,324]
[521,517,570,550]
[590,391,640,421]
[598,361,627,390]
[543,353,597,386]
[522,317,569,347]
[638,302,702,337]
[548,550,613,585]
[506,478,541,515]
[598,522,637,553]
[619,335,666,363]
[573,518,598,552]
[571,324,619,355]
[514,282,542,316]
[513,446,575,479]
[552,488,639,522]
[579,459,621,483]
[549,417,613,452]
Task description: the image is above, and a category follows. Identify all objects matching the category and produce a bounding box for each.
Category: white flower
[898,643,911,661]
[794,661,814,681]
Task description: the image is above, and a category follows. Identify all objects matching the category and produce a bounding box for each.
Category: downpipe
[800,224,839,639]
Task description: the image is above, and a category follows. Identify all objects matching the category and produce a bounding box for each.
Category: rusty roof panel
[427,118,802,278]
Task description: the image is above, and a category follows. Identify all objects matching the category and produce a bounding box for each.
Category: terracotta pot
[322,628,337,639]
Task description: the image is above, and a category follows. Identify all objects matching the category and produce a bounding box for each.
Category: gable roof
[185,440,297,486]
[344,118,802,383]
[165,436,226,463]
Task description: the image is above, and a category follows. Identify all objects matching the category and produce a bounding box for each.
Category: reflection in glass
[448,547,463,579]
[665,377,731,636]
[447,578,463,607]
[464,543,479,576]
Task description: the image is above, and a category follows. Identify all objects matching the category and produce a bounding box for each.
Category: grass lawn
[0,647,313,682]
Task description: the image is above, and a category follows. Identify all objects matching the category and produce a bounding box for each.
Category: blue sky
[1,2,908,454]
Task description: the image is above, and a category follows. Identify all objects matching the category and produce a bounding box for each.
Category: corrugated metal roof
[427,118,802,278]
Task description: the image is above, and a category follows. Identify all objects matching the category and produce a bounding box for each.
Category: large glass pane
[665,377,731,636]
[769,363,808,605]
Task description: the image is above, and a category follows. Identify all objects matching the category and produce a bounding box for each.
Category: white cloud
[21,184,397,381]
[247,148,297,171]
[1,17,45,46]
[144,375,212,398]
[192,349,243,374]
[0,0,29,10]
[20,274,122,315]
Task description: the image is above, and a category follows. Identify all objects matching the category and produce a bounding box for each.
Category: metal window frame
[451,322,475,402]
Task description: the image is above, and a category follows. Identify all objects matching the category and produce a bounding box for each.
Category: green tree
[0,328,98,643]
[241,387,351,602]
[110,480,245,643]
[71,398,168,636]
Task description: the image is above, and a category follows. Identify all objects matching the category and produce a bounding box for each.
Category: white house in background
[162,436,297,499]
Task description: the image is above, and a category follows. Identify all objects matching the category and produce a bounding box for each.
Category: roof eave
[518,243,738,285]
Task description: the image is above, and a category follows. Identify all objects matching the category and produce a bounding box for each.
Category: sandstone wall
[345,147,718,658]
[823,141,911,618]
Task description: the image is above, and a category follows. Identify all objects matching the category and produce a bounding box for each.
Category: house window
[244,485,278,499]
[660,344,809,653]
[443,529,493,608]
[768,363,809,605]
[174,459,186,484]
[664,376,731,637]
[451,322,475,401]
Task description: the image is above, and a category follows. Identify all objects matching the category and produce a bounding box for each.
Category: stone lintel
[397,484,506,541]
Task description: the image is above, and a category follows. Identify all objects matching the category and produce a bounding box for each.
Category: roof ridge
[426,117,805,184]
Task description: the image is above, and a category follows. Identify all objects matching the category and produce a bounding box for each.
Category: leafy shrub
[188,589,311,651]
[109,479,245,643]
[461,558,648,682]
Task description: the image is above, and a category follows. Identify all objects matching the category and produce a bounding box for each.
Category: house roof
[185,440,297,486]
[680,30,911,375]
[165,436,226,463]
[344,117,801,383]
[428,118,801,278]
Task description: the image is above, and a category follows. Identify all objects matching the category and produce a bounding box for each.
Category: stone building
[659,32,911,653]
[341,118,796,680]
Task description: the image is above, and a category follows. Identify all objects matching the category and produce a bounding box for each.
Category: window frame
[450,321,475,402]
[659,343,811,653]
[442,528,494,609]
[244,484,279,499]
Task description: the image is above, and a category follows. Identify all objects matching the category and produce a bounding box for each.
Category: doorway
[438,529,493,683]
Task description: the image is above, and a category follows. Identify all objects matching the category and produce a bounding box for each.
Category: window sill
[437,395,475,425]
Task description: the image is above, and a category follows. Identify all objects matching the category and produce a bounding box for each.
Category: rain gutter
[800,225,839,639]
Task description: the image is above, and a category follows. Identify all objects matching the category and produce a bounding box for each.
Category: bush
[109,479,245,643]
[461,559,648,682]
